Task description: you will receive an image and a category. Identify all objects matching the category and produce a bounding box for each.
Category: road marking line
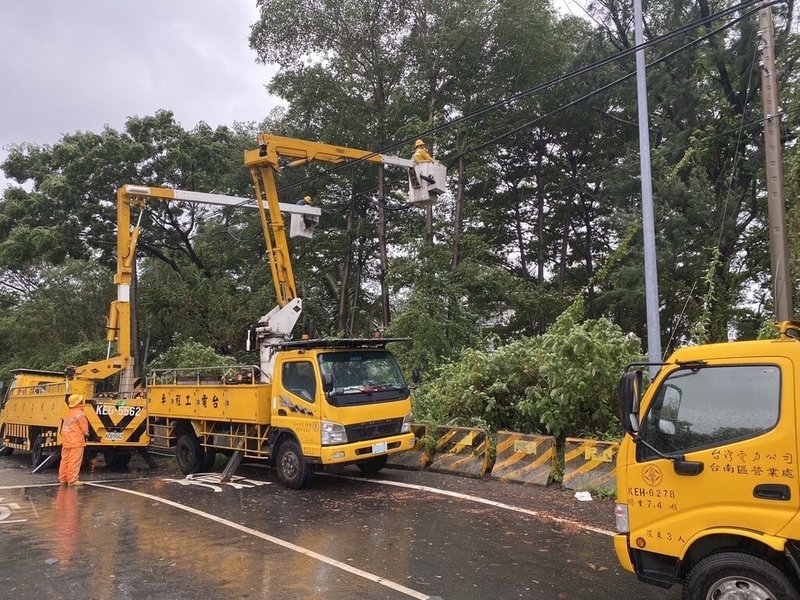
[0,477,152,491]
[1,475,614,536]
[87,482,431,600]
[322,473,615,537]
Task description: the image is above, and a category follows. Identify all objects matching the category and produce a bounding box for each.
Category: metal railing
[147,365,266,386]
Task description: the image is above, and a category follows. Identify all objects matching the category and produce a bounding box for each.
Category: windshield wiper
[332,384,406,395]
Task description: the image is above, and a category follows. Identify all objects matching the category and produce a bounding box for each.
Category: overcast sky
[0,0,280,190]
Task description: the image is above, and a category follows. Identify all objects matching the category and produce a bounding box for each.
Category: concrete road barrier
[491,431,556,486]
[428,426,490,478]
[386,424,431,470]
[562,437,620,491]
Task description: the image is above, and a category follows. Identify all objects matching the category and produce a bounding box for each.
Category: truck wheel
[201,446,217,472]
[356,454,388,474]
[176,434,203,475]
[31,434,54,469]
[103,449,132,469]
[0,426,13,457]
[276,440,312,489]
[683,552,800,600]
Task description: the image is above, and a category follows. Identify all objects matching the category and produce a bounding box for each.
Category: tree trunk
[452,156,465,268]
[337,194,357,333]
[558,200,572,296]
[513,185,529,278]
[579,191,596,318]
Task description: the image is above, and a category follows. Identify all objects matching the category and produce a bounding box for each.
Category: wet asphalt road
[0,452,679,599]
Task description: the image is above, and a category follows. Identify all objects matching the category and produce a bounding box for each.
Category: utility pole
[758,5,793,321]
[634,0,662,373]
[377,164,391,328]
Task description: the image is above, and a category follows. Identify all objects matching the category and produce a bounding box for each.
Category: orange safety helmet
[415,139,425,148]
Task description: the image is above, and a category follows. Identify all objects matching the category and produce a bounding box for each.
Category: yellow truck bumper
[319,432,415,464]
[614,534,635,573]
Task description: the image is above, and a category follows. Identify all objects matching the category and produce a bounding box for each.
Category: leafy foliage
[2,1,799,414]
[148,339,237,370]
[413,300,643,438]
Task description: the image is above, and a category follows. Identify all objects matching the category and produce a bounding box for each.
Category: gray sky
[0,0,279,190]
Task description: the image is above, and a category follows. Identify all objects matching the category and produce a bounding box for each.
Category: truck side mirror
[411,368,421,384]
[618,371,642,435]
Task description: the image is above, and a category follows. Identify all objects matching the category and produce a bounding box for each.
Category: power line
[202,0,778,220]
[275,0,768,194]
[451,1,778,158]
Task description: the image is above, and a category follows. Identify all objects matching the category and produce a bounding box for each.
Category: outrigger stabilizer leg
[32,448,62,474]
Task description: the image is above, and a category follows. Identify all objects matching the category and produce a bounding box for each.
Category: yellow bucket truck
[0,134,445,487]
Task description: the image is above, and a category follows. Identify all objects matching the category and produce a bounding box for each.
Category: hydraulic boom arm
[76,184,318,387]
[243,133,446,378]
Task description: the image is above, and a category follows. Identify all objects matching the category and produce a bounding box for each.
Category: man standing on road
[59,394,89,486]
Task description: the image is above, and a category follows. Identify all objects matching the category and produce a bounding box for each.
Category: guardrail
[386,426,620,494]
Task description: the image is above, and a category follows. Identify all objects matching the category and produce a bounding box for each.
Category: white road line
[322,473,616,538]
[0,477,152,491]
[87,482,431,600]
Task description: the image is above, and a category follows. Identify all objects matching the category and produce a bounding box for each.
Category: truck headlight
[401,413,413,433]
[615,503,629,533]
[321,421,347,446]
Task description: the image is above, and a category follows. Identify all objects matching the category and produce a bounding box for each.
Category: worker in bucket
[58,394,89,486]
[412,139,433,163]
[295,195,315,228]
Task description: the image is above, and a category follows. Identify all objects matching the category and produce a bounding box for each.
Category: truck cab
[273,340,414,473]
[615,322,800,598]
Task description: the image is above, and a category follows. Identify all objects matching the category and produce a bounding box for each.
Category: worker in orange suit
[58,394,89,486]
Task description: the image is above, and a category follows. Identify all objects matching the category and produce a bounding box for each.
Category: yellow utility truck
[0,222,151,471]
[0,134,444,486]
[615,321,800,598]
[0,370,148,469]
[132,135,445,487]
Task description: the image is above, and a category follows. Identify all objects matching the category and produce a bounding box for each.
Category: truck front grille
[345,418,403,442]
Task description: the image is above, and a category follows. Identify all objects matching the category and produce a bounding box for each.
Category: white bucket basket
[408,161,447,207]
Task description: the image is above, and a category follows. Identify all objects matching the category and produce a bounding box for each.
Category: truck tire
[0,426,13,457]
[683,552,800,600]
[31,433,55,469]
[201,446,217,472]
[176,433,203,475]
[356,454,388,474]
[103,449,132,469]
[276,439,312,489]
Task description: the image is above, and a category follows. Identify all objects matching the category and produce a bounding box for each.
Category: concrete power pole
[634,0,662,373]
[758,5,793,321]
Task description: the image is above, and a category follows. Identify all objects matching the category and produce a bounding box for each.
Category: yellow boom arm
[243,134,416,307]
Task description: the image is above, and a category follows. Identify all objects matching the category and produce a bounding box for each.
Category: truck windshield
[319,350,409,407]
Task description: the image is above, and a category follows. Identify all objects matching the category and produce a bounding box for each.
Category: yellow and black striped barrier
[562,437,619,491]
[491,431,556,486]
[428,426,490,478]
[386,424,431,470]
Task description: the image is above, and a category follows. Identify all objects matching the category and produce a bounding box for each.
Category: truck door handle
[754,483,791,501]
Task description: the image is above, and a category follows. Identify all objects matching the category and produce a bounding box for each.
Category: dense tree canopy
[2,0,799,435]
